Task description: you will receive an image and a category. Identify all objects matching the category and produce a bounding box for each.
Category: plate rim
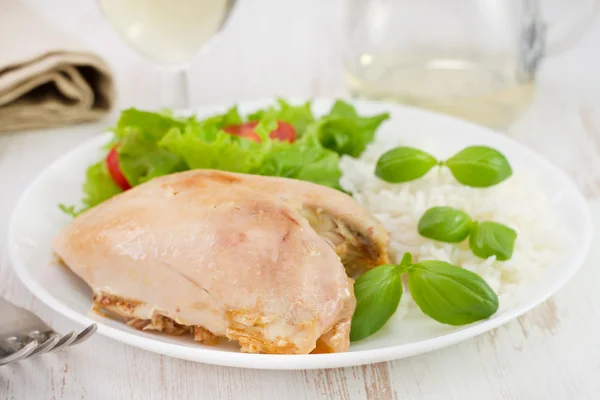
[7,98,595,370]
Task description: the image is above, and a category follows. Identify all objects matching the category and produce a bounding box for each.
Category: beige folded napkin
[0,1,115,132]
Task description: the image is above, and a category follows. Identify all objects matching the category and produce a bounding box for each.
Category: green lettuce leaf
[82,161,123,208]
[114,108,185,140]
[315,100,389,157]
[118,131,187,186]
[257,134,341,189]
[160,114,341,187]
[113,109,188,185]
[159,113,277,172]
[160,127,266,173]
[248,98,315,135]
[58,204,80,217]
[62,100,385,216]
[59,160,123,216]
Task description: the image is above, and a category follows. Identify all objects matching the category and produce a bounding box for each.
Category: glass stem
[159,67,190,110]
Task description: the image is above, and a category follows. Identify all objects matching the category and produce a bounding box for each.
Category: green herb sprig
[350,252,499,342]
[375,145,512,188]
[418,206,517,261]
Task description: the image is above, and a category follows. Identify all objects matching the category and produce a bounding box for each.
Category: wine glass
[98,0,238,109]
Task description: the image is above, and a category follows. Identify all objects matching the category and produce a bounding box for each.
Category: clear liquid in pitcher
[345,53,534,128]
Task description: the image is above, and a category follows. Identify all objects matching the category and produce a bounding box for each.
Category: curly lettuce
[63,99,388,215]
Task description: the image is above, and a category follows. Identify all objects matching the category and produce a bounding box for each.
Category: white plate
[8,99,593,370]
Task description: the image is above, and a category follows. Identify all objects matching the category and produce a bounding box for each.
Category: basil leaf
[399,252,413,266]
[418,206,473,243]
[407,260,499,325]
[375,147,438,183]
[350,264,402,341]
[397,252,413,273]
[469,221,517,261]
[445,146,512,187]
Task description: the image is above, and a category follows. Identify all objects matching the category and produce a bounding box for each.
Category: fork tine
[47,331,77,353]
[0,324,97,366]
[0,341,39,366]
[70,324,97,346]
[26,334,60,358]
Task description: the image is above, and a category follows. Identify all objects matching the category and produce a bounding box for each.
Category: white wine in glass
[345,53,535,129]
[98,0,237,108]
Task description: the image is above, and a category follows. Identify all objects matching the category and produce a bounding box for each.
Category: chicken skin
[53,170,389,354]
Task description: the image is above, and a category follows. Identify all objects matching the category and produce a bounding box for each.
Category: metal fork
[0,298,96,366]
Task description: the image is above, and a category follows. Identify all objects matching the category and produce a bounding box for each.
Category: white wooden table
[2,1,600,398]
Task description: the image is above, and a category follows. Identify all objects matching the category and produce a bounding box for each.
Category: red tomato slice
[269,121,296,142]
[223,121,296,143]
[223,122,261,142]
[105,145,131,191]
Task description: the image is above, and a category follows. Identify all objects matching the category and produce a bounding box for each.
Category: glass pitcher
[343,0,599,128]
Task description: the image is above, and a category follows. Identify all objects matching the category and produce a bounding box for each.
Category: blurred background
[5,0,600,119]
[6,0,346,109]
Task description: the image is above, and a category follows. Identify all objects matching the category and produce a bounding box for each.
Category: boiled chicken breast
[54,170,389,354]
[230,172,389,275]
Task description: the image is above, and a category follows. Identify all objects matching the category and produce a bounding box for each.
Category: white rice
[339,137,568,313]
